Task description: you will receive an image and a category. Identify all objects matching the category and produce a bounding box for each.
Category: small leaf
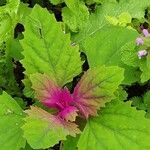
[78,100,150,150]
[0,92,26,150]
[62,135,79,150]
[121,41,150,82]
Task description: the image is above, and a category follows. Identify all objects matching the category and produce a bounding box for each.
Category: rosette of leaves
[19,5,125,149]
[1,2,150,150]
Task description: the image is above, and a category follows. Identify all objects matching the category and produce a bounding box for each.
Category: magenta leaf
[30,73,78,122]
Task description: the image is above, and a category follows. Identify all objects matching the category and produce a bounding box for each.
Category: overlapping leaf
[77,25,139,84]
[78,100,150,150]
[22,106,80,149]
[21,5,82,86]
[73,1,150,44]
[73,66,124,118]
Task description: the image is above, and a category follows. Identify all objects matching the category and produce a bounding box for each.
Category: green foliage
[73,1,150,43]
[80,25,139,84]
[82,25,138,66]
[73,66,124,118]
[131,91,150,119]
[0,0,150,149]
[0,92,26,150]
[121,41,150,82]
[50,0,64,5]
[0,0,20,44]
[21,5,82,86]
[22,106,80,149]
[78,100,150,150]
[62,0,89,32]
[62,135,79,150]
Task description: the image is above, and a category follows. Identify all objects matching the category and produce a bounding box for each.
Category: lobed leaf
[21,5,82,86]
[73,66,124,119]
[22,106,80,149]
[78,100,150,150]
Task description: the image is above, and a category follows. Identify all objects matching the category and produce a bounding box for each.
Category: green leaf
[143,91,150,118]
[114,86,127,101]
[121,41,150,82]
[50,0,64,5]
[131,97,146,110]
[62,135,79,150]
[144,91,150,109]
[106,12,132,27]
[62,0,89,32]
[82,25,138,67]
[0,92,26,150]
[73,1,150,44]
[86,0,116,4]
[0,42,21,96]
[122,65,141,85]
[7,38,24,60]
[80,25,138,84]
[20,142,44,150]
[0,0,20,44]
[78,100,150,150]
[21,5,82,86]
[22,106,80,149]
[17,2,32,24]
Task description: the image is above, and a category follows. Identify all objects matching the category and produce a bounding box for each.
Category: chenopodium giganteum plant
[2,0,150,150]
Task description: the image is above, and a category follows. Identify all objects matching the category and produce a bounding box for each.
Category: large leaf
[0,92,26,150]
[82,25,138,67]
[20,5,82,86]
[73,66,124,118]
[73,1,150,44]
[80,25,139,84]
[78,100,150,150]
[22,106,80,149]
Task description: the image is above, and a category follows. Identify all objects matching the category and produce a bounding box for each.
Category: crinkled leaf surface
[22,106,80,149]
[21,5,82,86]
[73,66,124,118]
[0,92,26,150]
[78,100,150,150]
